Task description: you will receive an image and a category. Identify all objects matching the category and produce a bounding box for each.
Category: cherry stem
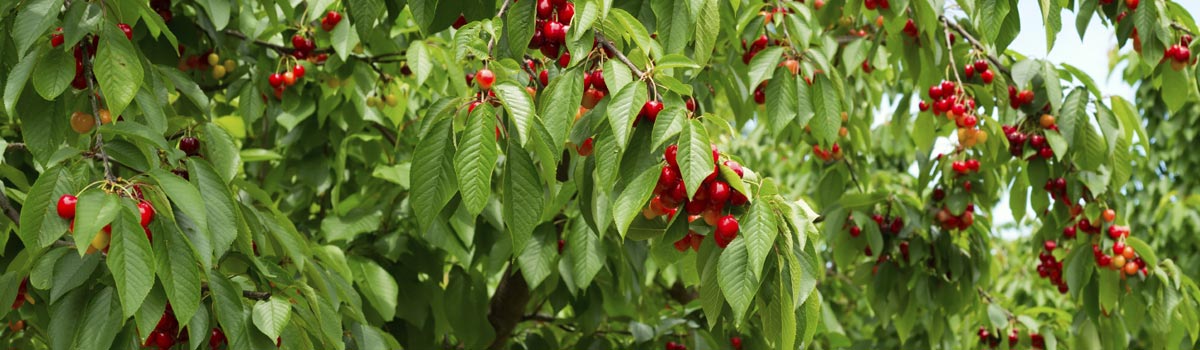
[81,37,117,182]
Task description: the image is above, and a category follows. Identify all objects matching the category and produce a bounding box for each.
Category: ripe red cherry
[1125,0,1138,10]
[928,85,943,99]
[1017,90,1035,104]
[664,144,679,169]
[138,201,155,228]
[51,33,64,48]
[268,73,283,87]
[640,100,664,122]
[849,226,861,237]
[714,215,740,248]
[536,0,553,19]
[293,64,306,79]
[980,70,994,84]
[952,161,968,174]
[940,81,955,95]
[918,101,930,111]
[753,87,766,104]
[576,137,594,156]
[557,2,575,24]
[685,97,696,112]
[179,136,201,156]
[974,60,988,72]
[659,166,678,189]
[963,64,975,77]
[282,71,296,86]
[475,69,496,90]
[118,23,133,40]
[965,159,980,171]
[538,70,549,86]
[210,328,226,349]
[543,21,566,43]
[709,181,731,204]
[57,194,78,219]
[1113,241,1126,255]
[1044,240,1056,251]
[730,336,743,350]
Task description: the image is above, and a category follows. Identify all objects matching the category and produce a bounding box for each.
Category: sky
[977,1,1200,237]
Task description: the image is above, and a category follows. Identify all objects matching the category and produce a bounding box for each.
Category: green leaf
[70,190,120,256]
[49,252,101,303]
[148,169,211,257]
[1097,269,1118,313]
[252,296,292,340]
[158,67,209,111]
[407,41,433,87]
[350,257,399,321]
[201,123,240,183]
[539,67,584,149]
[653,0,694,54]
[95,23,144,118]
[766,69,799,137]
[693,0,720,67]
[976,0,1010,41]
[455,105,499,216]
[1011,59,1040,88]
[107,205,155,318]
[1065,243,1094,299]
[742,202,778,280]
[330,18,360,62]
[1109,96,1150,154]
[698,239,724,326]
[651,103,686,150]
[613,165,660,239]
[153,218,200,329]
[195,0,231,29]
[1043,130,1068,161]
[33,47,74,100]
[1038,0,1062,52]
[718,235,762,325]
[679,119,713,199]
[566,217,605,289]
[1074,125,1105,171]
[504,0,536,58]
[656,54,701,71]
[11,0,63,57]
[408,0,438,34]
[1125,236,1158,267]
[19,166,73,248]
[70,286,122,350]
[518,224,559,289]
[186,158,239,259]
[411,116,458,230]
[1042,61,1064,113]
[208,271,250,349]
[809,75,841,147]
[3,49,39,117]
[987,304,1008,329]
[748,47,785,88]
[504,139,544,254]
[1161,63,1192,112]
[606,82,647,149]
[494,82,537,145]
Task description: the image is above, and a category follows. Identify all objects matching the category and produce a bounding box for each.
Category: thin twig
[0,190,20,224]
[486,0,516,56]
[200,282,273,300]
[1171,22,1196,37]
[372,123,398,146]
[843,159,865,193]
[594,31,660,100]
[938,16,1011,77]
[221,29,291,54]
[81,39,116,182]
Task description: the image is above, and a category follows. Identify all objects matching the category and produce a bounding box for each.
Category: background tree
[0,0,1198,349]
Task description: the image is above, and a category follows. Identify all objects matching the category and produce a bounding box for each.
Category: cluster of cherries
[961,59,996,84]
[50,24,133,90]
[1037,240,1068,293]
[811,143,843,162]
[901,19,919,38]
[1006,85,1037,110]
[56,189,155,253]
[1000,114,1056,159]
[267,61,308,99]
[579,69,609,109]
[919,80,988,147]
[150,0,173,21]
[933,196,976,232]
[647,145,749,249]
[977,327,1046,349]
[1079,209,1148,276]
[741,34,773,65]
[663,341,687,350]
[320,10,343,31]
[143,304,183,349]
[529,0,575,61]
[177,46,236,81]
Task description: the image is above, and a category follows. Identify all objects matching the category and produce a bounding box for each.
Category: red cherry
[963,64,975,77]
[918,101,930,111]
[965,159,980,171]
[543,21,565,43]
[138,201,156,227]
[1018,90,1035,104]
[664,144,679,169]
[475,69,496,90]
[291,34,307,50]
[730,336,743,350]
[558,51,571,68]
[753,87,766,104]
[849,226,861,237]
[268,73,283,87]
[557,2,575,24]
[51,33,64,48]
[1125,0,1138,10]
[57,194,78,219]
[714,215,739,248]
[980,70,994,84]
[710,181,731,204]
[639,100,664,122]
[293,64,306,79]
[1044,240,1056,251]
[179,136,201,156]
[1113,241,1126,255]
[538,70,549,86]
[118,23,133,40]
[940,81,955,95]
[952,161,968,174]
[928,85,943,99]
[282,71,296,86]
[536,0,553,19]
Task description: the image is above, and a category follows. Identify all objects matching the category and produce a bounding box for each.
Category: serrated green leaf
[504,138,543,254]
[350,257,399,321]
[70,190,120,256]
[566,217,605,289]
[518,224,558,289]
[33,47,74,100]
[252,296,291,340]
[748,47,785,88]
[20,166,73,248]
[679,119,713,199]
[693,0,719,66]
[455,106,499,216]
[11,0,63,57]
[153,217,200,329]
[539,67,584,149]
[70,286,122,350]
[718,235,761,325]
[743,202,777,283]
[95,24,144,118]
[411,116,458,230]
[810,75,841,146]
[613,165,660,239]
[494,82,536,145]
[108,205,155,318]
[767,69,799,137]
[4,49,39,117]
[49,251,101,303]
[606,82,646,149]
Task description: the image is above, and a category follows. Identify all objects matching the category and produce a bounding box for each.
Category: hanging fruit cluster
[1000,114,1056,160]
[647,144,750,249]
[580,69,609,109]
[143,304,184,349]
[529,0,574,62]
[961,59,996,84]
[1037,240,1068,294]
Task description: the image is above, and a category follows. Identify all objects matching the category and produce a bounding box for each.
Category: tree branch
[938,16,1011,77]
[372,123,398,146]
[199,283,273,300]
[487,265,530,350]
[1171,22,1196,37]
[0,189,21,225]
[486,0,516,56]
[594,31,660,100]
[81,39,116,182]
